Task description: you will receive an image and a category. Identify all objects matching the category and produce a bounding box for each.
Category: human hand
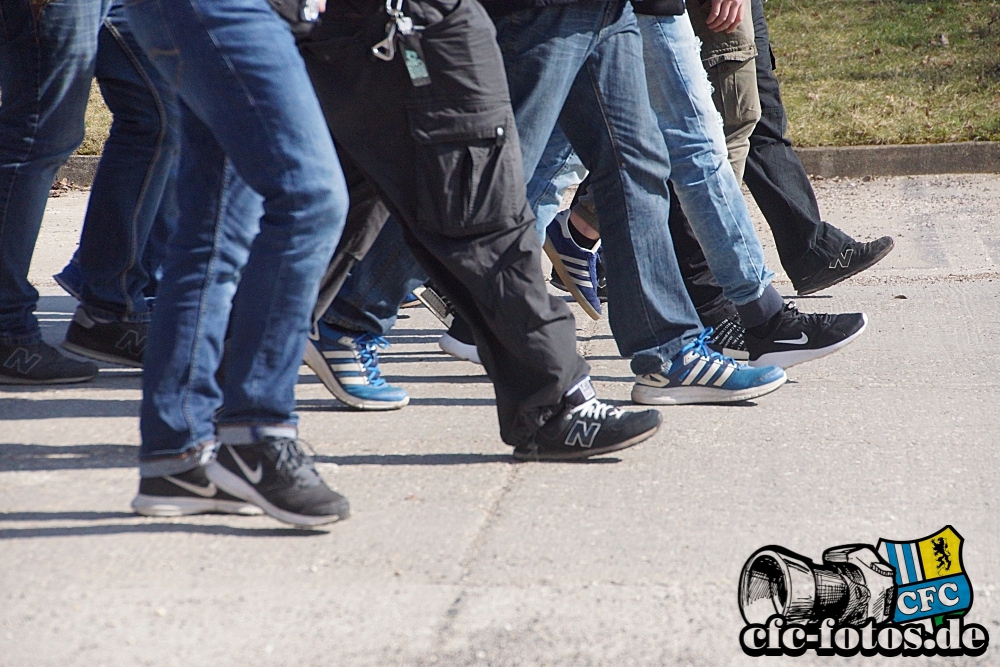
[705,0,745,34]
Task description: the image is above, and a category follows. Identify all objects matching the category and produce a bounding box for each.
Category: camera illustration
[739,544,897,626]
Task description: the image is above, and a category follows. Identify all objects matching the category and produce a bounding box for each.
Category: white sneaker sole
[749,314,868,370]
[302,339,409,411]
[631,372,787,405]
[205,462,347,528]
[438,332,482,365]
[131,494,262,517]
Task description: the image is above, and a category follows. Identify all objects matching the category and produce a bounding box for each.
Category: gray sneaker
[0,339,98,385]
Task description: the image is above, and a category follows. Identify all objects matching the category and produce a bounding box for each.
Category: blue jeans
[127,0,348,475]
[0,0,111,344]
[494,1,702,374]
[76,1,179,319]
[321,217,427,336]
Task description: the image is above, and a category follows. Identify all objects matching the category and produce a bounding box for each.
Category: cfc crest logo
[738,527,989,657]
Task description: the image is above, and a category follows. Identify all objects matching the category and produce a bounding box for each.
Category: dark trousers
[669,0,854,323]
[298,0,588,446]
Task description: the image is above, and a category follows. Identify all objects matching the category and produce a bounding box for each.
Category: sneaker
[745,302,867,369]
[550,251,608,303]
[53,260,83,301]
[543,210,602,320]
[302,321,409,410]
[62,306,147,367]
[207,433,350,527]
[706,316,749,362]
[631,329,786,405]
[513,378,661,461]
[412,283,455,327]
[0,339,98,385]
[438,314,481,365]
[400,292,421,308]
[131,465,263,517]
[795,236,895,296]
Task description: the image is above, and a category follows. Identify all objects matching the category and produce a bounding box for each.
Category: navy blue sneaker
[53,260,84,301]
[543,210,602,320]
[631,329,786,405]
[303,321,409,410]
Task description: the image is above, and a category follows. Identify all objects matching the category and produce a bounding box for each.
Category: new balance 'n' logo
[565,420,601,448]
[829,248,854,270]
[3,348,42,374]
[115,330,147,355]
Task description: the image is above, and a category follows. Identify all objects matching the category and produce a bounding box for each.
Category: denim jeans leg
[524,125,585,241]
[78,1,179,319]
[638,13,777,320]
[0,0,109,344]
[497,2,703,375]
[321,216,428,336]
[128,0,348,474]
[745,0,851,283]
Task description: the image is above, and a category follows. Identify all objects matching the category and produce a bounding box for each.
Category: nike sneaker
[745,303,867,369]
[513,377,661,461]
[438,314,481,365]
[795,236,894,295]
[131,465,263,516]
[706,316,749,362]
[0,339,97,385]
[302,321,409,410]
[208,429,350,527]
[631,329,787,405]
[543,210,602,320]
[62,305,147,368]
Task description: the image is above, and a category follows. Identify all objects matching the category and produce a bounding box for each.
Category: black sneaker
[0,339,98,385]
[745,303,867,369]
[513,378,661,461]
[131,466,263,516]
[706,316,749,362]
[207,434,349,527]
[62,306,147,368]
[795,236,895,296]
[438,314,481,365]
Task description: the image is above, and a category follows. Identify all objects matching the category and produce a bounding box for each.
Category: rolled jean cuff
[629,334,697,376]
[734,283,783,328]
[138,440,216,478]
[217,423,297,446]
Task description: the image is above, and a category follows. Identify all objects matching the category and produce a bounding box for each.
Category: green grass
[768,0,1000,146]
[79,1,1000,150]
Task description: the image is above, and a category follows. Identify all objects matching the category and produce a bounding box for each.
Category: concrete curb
[55,141,1000,187]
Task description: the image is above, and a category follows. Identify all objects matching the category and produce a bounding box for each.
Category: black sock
[568,220,598,250]
[747,309,783,339]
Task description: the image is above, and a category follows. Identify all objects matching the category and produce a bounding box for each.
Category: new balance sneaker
[0,339,98,385]
[131,466,263,516]
[53,260,83,301]
[707,316,749,362]
[513,378,661,461]
[207,430,350,527]
[62,306,147,367]
[543,210,602,320]
[631,330,786,405]
[438,314,481,365]
[795,236,895,296]
[302,321,409,410]
[745,302,867,369]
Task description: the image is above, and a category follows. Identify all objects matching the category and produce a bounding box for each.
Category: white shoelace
[570,397,622,421]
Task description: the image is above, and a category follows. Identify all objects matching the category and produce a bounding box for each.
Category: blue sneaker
[53,260,84,301]
[543,210,602,320]
[303,321,409,410]
[631,329,787,405]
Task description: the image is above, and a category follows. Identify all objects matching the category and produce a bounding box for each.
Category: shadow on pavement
[0,444,138,471]
[0,398,140,420]
[0,522,326,540]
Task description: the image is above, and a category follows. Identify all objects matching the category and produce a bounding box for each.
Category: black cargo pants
[298,0,588,446]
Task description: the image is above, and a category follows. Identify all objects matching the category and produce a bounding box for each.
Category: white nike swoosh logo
[774,333,809,345]
[228,446,263,484]
[164,475,217,498]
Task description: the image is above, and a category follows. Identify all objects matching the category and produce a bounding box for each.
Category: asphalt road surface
[2,174,998,666]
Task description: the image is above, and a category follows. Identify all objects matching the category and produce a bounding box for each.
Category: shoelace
[685,328,740,367]
[570,397,623,421]
[354,333,391,386]
[272,437,321,487]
